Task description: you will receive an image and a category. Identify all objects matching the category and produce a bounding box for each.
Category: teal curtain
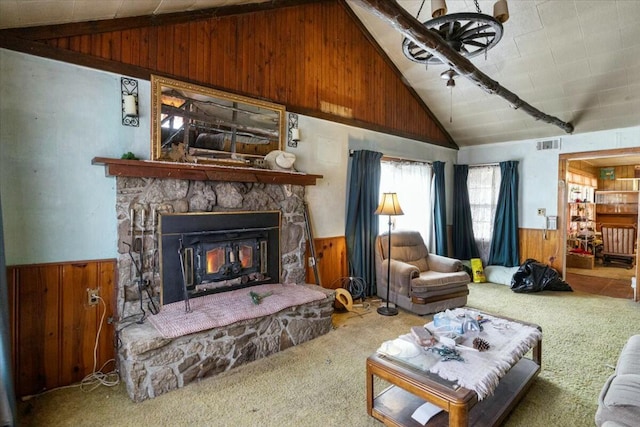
[345,150,382,296]
[488,161,520,266]
[432,161,448,256]
[452,165,479,260]
[0,195,16,426]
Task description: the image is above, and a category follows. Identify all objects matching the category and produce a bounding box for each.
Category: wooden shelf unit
[595,191,638,225]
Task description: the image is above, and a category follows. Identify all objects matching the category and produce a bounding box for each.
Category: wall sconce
[121,77,139,127]
[287,113,300,147]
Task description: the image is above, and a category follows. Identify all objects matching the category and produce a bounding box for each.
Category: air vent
[536,138,561,150]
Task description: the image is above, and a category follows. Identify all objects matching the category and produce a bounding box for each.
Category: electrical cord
[21,294,119,401]
[79,295,120,391]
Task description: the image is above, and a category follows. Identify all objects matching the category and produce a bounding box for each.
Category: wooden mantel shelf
[92,157,322,186]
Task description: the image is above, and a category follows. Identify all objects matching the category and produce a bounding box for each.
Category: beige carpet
[17,282,640,426]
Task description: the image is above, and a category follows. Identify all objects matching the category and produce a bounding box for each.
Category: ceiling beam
[351,0,575,135]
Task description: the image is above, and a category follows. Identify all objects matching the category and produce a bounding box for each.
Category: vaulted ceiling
[1,0,639,147]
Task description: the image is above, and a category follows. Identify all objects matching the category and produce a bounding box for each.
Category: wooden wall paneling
[519,228,562,273]
[13,265,60,397]
[1,1,455,147]
[60,263,98,386]
[192,21,204,83]
[8,259,116,398]
[305,236,349,289]
[97,261,116,372]
[90,33,102,59]
[121,29,133,64]
[110,31,122,62]
[302,4,322,110]
[145,27,158,71]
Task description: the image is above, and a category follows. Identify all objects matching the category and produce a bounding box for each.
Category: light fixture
[374,193,404,317]
[121,77,139,127]
[402,0,509,66]
[287,113,300,147]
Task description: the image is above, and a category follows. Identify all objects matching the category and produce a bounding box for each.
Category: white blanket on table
[383,308,541,400]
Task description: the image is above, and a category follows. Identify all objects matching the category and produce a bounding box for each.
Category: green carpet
[17,282,640,426]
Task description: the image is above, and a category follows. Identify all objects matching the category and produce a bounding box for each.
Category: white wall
[290,115,458,238]
[458,126,640,229]
[0,49,150,265]
[0,49,459,265]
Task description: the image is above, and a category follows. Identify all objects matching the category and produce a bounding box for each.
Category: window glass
[379,161,432,245]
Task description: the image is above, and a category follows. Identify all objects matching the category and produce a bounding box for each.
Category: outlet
[87,288,99,306]
[537,208,546,216]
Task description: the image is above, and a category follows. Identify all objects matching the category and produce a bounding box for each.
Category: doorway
[558,148,640,301]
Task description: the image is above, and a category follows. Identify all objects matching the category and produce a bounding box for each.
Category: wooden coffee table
[366,317,542,427]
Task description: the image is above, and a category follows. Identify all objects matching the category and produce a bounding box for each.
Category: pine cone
[473,337,490,352]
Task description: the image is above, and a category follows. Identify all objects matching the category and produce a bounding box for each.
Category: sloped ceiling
[1,0,639,147]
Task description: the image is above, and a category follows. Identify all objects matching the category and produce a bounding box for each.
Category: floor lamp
[374,192,404,316]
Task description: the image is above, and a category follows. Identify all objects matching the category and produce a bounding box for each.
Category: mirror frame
[150,75,286,165]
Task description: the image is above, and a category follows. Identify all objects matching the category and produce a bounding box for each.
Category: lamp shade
[374,193,404,216]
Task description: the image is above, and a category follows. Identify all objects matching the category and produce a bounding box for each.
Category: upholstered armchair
[375,231,470,315]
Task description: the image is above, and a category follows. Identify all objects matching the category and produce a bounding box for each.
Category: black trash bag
[510,259,573,293]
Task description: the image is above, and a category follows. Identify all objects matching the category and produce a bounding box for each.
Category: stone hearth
[119,285,333,401]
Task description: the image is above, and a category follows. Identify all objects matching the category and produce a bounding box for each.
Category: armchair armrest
[428,254,463,273]
[382,259,420,285]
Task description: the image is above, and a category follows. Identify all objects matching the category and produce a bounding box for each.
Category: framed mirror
[151,75,286,166]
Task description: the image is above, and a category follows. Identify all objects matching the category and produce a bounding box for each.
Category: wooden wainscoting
[519,228,562,273]
[305,236,348,289]
[6,259,116,398]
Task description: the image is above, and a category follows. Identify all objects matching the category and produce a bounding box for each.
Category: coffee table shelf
[369,357,540,426]
[366,316,542,427]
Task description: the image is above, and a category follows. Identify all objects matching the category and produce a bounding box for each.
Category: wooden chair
[600,224,637,269]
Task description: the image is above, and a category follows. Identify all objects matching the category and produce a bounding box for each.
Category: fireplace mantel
[92,157,322,185]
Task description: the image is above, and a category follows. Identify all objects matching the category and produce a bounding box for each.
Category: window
[468,165,501,264]
[379,160,432,245]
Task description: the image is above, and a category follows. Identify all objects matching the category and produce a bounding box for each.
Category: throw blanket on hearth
[379,308,542,400]
[148,284,328,338]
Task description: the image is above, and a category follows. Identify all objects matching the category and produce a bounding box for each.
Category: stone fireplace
[107,165,333,401]
[116,177,312,318]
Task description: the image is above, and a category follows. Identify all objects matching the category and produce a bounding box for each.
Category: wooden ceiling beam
[352,0,575,134]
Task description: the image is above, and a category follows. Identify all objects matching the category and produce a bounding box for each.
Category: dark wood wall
[0,0,455,149]
[7,260,116,398]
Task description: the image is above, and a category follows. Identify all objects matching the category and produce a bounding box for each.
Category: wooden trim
[0,0,330,40]
[557,148,640,291]
[0,33,153,80]
[336,0,456,149]
[289,105,456,148]
[0,1,456,150]
[92,157,323,185]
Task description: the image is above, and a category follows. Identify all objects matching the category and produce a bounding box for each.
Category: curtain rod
[348,149,432,165]
[468,162,499,167]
